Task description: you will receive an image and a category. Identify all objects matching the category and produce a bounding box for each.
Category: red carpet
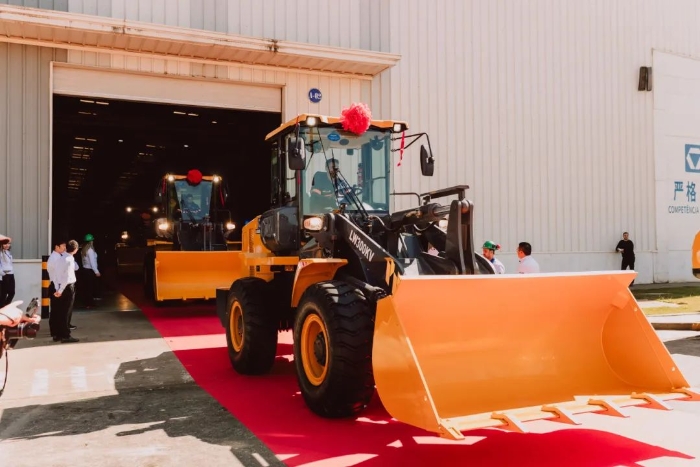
[122,283,695,466]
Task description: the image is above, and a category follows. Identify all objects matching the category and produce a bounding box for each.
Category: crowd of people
[0,233,101,343]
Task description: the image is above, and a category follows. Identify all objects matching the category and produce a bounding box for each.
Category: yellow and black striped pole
[41,255,50,319]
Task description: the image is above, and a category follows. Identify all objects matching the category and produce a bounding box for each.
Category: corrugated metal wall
[0,44,66,258]
[383,0,700,263]
[6,0,700,281]
[0,0,390,51]
[0,0,68,11]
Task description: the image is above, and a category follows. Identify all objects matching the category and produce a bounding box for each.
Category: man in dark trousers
[615,231,636,286]
[51,239,80,343]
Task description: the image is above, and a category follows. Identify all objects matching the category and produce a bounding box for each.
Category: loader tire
[293,281,375,418]
[226,277,279,375]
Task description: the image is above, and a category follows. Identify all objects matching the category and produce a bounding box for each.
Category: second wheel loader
[142,170,240,302]
[216,110,698,439]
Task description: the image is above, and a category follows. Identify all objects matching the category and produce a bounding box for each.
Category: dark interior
[51,95,281,250]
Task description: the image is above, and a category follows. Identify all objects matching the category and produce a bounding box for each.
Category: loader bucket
[154,251,244,301]
[692,231,700,279]
[372,271,697,440]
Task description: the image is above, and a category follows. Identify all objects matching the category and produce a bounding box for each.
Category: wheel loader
[216,112,699,439]
[142,170,241,302]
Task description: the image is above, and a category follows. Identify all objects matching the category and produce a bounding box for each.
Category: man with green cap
[482,240,505,274]
[80,233,101,307]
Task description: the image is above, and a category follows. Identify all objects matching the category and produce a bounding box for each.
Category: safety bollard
[41,255,50,319]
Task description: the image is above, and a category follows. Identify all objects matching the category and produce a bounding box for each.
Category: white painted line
[30,369,49,396]
[252,452,270,466]
[164,334,227,351]
[70,366,87,392]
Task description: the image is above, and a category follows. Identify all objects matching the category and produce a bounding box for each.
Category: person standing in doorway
[47,237,66,340]
[516,242,540,274]
[52,239,79,343]
[615,231,636,286]
[0,239,16,306]
[80,233,101,308]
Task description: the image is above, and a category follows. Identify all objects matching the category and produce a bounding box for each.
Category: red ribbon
[397,131,406,167]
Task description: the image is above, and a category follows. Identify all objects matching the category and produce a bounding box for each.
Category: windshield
[170,180,213,221]
[296,127,391,215]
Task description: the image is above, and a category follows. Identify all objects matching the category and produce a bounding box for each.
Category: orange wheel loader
[142,170,241,303]
[215,111,699,440]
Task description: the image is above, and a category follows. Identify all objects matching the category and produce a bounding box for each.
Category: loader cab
[153,172,236,251]
[294,126,393,216]
[262,115,408,255]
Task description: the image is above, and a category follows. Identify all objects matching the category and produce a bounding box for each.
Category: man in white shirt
[50,239,80,343]
[47,238,66,340]
[516,241,540,274]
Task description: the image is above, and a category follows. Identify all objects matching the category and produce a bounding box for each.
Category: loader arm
[306,212,401,295]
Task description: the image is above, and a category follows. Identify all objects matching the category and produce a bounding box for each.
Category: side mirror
[420,145,435,177]
[287,137,306,171]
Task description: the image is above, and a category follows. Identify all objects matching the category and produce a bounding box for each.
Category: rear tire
[293,280,376,418]
[226,277,279,375]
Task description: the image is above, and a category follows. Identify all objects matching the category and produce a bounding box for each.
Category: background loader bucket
[154,251,244,301]
[693,231,700,279]
[373,271,695,439]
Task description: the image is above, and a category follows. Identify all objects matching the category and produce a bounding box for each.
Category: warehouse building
[1,0,699,300]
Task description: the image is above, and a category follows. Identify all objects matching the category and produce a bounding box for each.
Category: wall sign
[668,144,700,214]
[308,88,322,103]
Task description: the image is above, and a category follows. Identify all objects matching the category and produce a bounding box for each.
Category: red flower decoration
[340,102,372,135]
[186,169,203,185]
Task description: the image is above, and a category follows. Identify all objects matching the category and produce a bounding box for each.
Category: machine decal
[348,229,375,262]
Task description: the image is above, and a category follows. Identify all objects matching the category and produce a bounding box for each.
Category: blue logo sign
[685,144,700,173]
[327,132,340,142]
[308,88,322,103]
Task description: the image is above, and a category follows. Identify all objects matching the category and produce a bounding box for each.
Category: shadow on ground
[666,336,700,357]
[0,351,283,467]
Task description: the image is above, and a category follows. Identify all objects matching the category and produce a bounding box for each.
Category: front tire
[293,281,376,418]
[226,277,279,375]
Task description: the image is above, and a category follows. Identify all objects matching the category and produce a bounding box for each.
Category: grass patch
[632,286,700,316]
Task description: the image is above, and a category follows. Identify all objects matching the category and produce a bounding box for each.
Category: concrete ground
[0,290,284,467]
[2,285,700,467]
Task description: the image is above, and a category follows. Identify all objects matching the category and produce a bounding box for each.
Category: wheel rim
[230,301,244,352]
[301,313,329,386]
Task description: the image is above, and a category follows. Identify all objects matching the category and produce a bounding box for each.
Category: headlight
[226,222,236,230]
[303,216,324,231]
[157,222,169,231]
[120,231,129,240]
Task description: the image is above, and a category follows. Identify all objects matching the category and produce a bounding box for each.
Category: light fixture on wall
[638,66,652,91]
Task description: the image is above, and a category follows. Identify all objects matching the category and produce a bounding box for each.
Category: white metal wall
[8,0,700,283]
[3,0,390,52]
[378,0,700,281]
[0,43,66,259]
